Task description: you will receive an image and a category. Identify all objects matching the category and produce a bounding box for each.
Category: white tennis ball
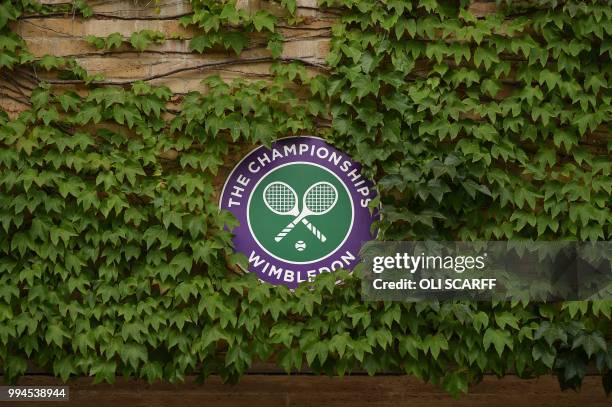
[295,241,306,251]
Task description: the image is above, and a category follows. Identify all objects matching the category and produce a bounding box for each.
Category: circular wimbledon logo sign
[220,136,377,288]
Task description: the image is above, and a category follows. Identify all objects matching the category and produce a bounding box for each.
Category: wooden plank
[1,374,609,407]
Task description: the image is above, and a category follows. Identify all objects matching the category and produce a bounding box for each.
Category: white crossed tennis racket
[263,181,338,243]
[263,181,329,242]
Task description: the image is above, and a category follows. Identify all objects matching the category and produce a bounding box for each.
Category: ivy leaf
[0,1,20,29]
[37,55,64,70]
[189,34,215,53]
[472,312,489,332]
[142,362,163,383]
[481,78,501,97]
[0,51,17,68]
[58,92,81,112]
[495,312,519,330]
[74,0,93,17]
[170,252,192,273]
[266,33,283,58]
[461,179,492,199]
[329,332,351,358]
[90,360,117,384]
[280,0,297,14]
[129,30,164,52]
[74,104,102,124]
[224,31,249,54]
[572,332,607,358]
[278,348,302,372]
[473,47,499,69]
[399,336,421,359]
[366,327,393,350]
[553,130,577,151]
[443,371,469,397]
[395,18,416,39]
[119,343,148,369]
[106,33,124,49]
[4,355,27,381]
[85,35,105,49]
[130,31,151,51]
[0,33,21,52]
[31,87,49,108]
[45,324,68,347]
[252,11,276,32]
[483,328,513,356]
[53,356,76,381]
[532,343,556,368]
[186,216,207,239]
[38,107,59,125]
[304,341,329,365]
[422,334,448,359]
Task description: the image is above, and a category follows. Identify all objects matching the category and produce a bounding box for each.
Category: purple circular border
[220,136,378,288]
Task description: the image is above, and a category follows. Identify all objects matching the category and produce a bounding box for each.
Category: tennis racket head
[303,181,338,215]
[263,181,298,215]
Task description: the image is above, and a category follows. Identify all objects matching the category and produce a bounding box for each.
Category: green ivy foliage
[319,0,610,242]
[86,31,167,52]
[182,0,286,56]
[0,0,611,398]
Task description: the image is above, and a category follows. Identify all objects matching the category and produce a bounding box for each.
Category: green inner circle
[248,163,352,263]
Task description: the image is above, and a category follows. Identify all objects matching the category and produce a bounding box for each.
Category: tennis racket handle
[302,219,326,242]
[275,218,300,242]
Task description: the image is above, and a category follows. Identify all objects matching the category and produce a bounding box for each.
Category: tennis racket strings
[305,183,337,214]
[264,182,297,214]
[267,181,338,243]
